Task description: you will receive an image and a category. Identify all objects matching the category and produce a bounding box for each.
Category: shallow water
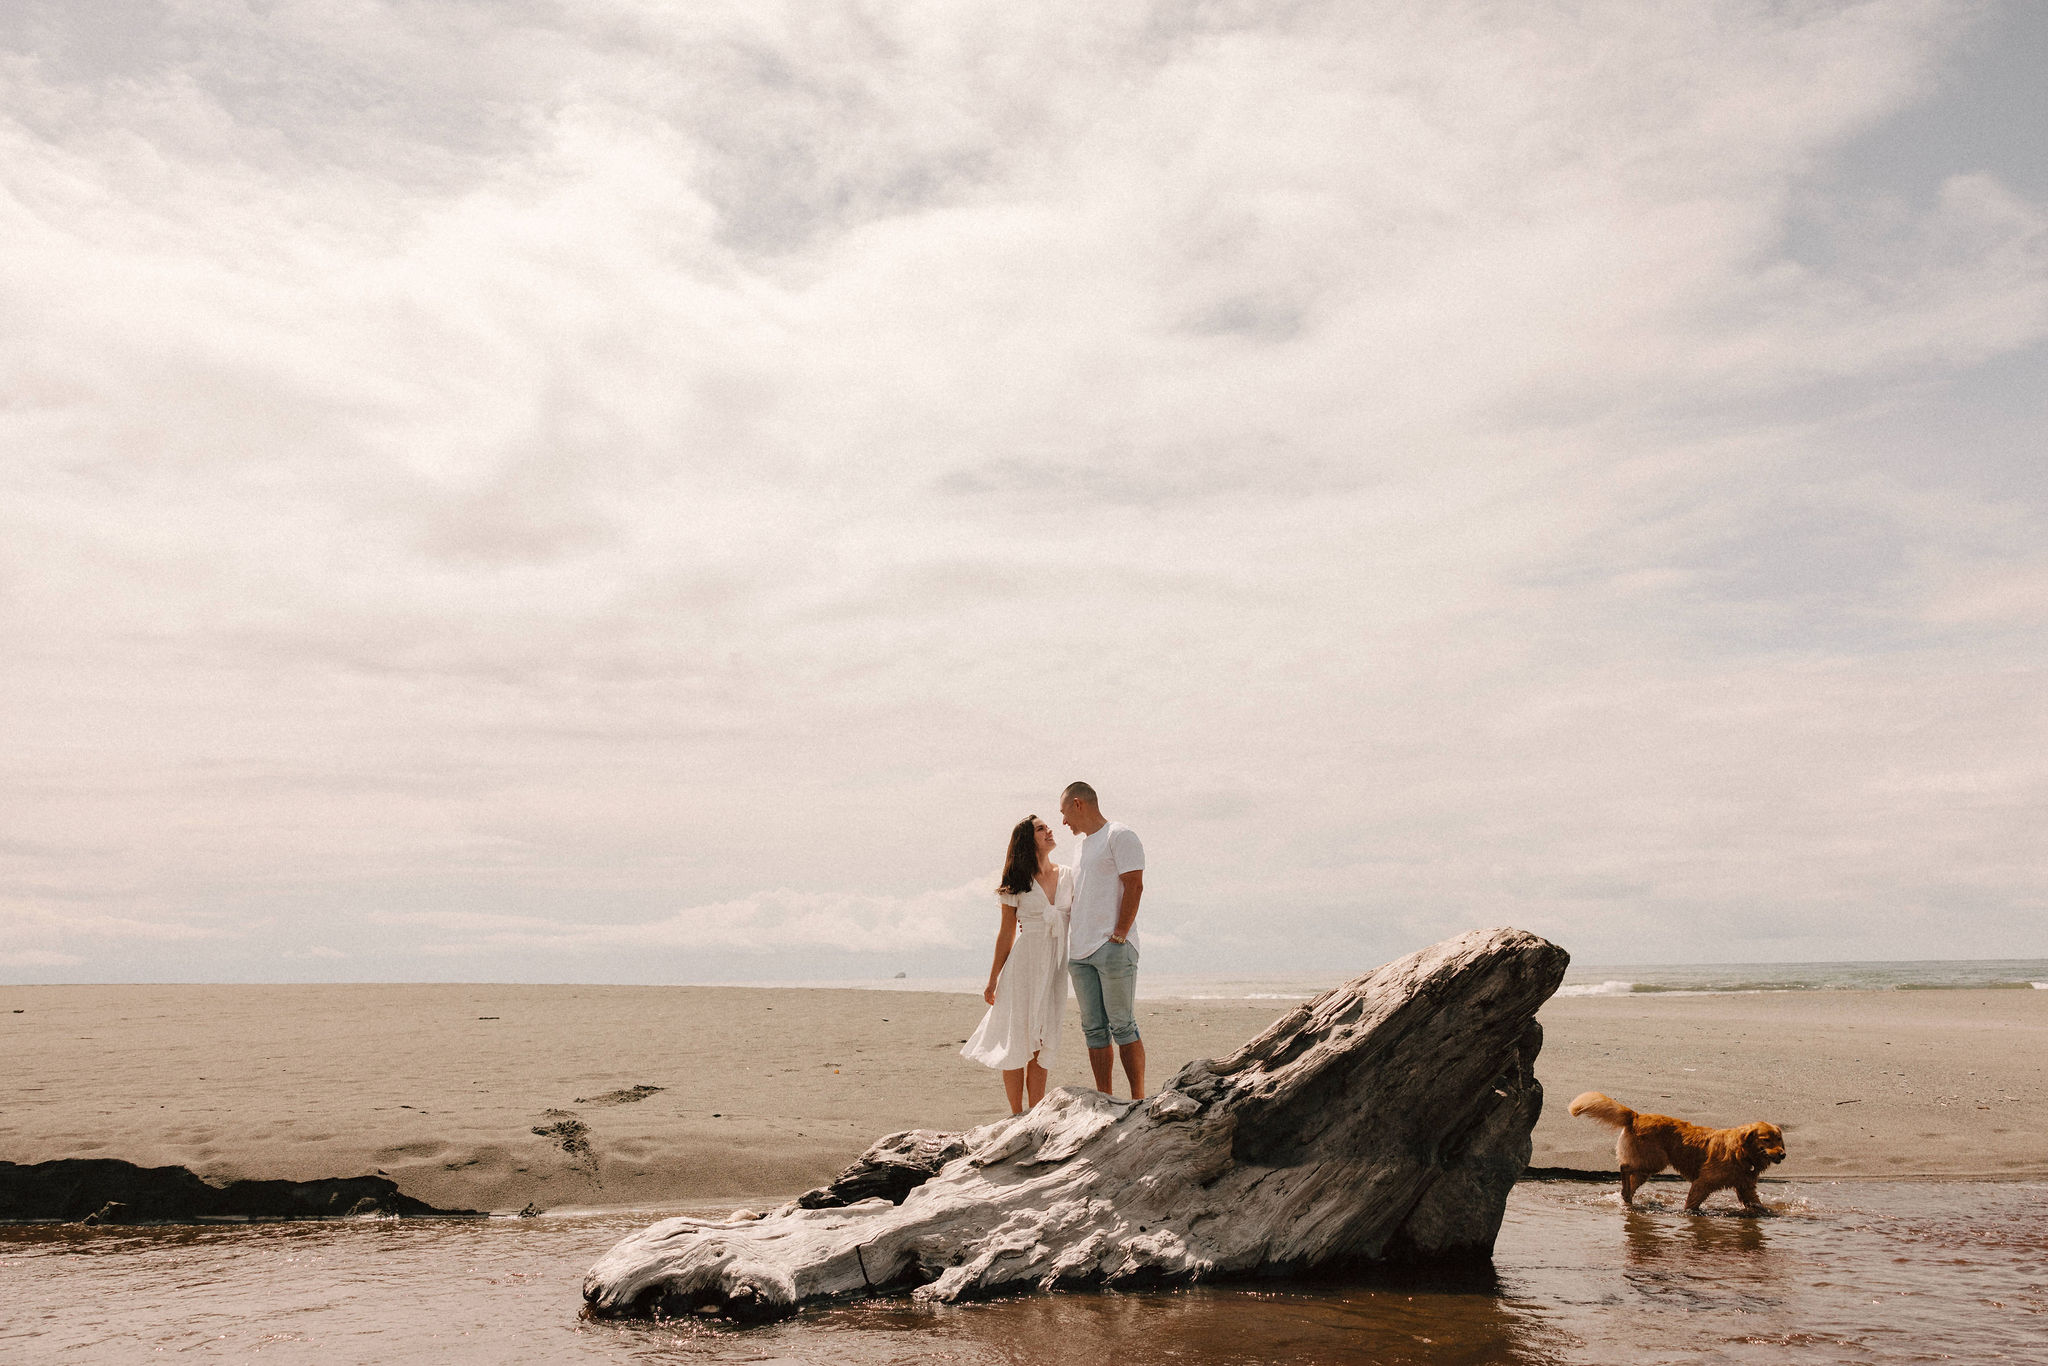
[5,1182,2043,1363]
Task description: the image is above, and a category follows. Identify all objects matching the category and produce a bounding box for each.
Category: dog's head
[1742,1122,1787,1169]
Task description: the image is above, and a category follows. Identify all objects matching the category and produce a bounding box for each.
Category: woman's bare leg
[1025,1056,1048,1107]
[1002,1067,1026,1114]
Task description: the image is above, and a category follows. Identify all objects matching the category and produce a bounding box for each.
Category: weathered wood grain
[584,926,1568,1320]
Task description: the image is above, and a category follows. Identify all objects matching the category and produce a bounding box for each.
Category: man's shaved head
[1061,781,1099,807]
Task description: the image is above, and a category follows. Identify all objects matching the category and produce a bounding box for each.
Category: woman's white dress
[960,868,1070,1071]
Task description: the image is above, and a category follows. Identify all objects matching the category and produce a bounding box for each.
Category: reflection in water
[4,1182,2043,1365]
[1618,1201,1777,1318]
[745,1278,1566,1366]
[1623,1202,1771,1266]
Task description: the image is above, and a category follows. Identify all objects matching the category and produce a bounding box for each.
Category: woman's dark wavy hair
[998,815,1043,896]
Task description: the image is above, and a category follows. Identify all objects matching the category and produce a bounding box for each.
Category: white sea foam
[1555,980,1636,997]
[2032,982,2048,991]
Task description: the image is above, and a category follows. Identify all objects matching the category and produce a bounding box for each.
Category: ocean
[6,1180,2042,1363]
[1552,958,2048,997]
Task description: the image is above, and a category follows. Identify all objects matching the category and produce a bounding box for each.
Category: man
[1059,780,1146,1099]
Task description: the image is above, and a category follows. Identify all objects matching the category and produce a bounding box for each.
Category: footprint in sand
[530,1109,603,1188]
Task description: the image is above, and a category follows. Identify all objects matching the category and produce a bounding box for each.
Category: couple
[960,781,1145,1115]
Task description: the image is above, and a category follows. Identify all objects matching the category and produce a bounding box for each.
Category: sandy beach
[4,982,2042,1214]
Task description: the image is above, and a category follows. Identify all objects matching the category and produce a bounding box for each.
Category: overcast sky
[4,0,2045,985]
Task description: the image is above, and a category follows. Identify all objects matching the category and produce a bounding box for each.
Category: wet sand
[2,983,2042,1213]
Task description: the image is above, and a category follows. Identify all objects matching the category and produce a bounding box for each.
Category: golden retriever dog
[1568,1091,1786,1213]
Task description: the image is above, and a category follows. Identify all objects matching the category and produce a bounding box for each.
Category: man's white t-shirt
[1068,821,1145,961]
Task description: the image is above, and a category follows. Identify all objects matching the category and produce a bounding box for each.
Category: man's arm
[1110,869,1143,942]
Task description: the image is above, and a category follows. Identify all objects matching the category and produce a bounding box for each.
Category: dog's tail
[1567,1091,1636,1131]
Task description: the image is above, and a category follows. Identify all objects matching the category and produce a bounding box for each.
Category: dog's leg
[1619,1169,1641,1204]
[1682,1177,1720,1213]
[1734,1176,1764,1213]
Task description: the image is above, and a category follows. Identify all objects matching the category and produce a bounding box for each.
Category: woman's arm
[984,905,1020,1005]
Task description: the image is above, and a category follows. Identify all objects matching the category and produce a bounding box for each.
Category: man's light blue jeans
[1069,939,1140,1048]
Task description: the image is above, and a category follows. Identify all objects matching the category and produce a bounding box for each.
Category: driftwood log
[585,926,1567,1321]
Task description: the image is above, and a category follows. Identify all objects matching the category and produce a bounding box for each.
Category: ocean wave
[1555,980,1636,997]
[1557,977,2048,996]
[1899,980,2047,991]
[1553,959,2048,994]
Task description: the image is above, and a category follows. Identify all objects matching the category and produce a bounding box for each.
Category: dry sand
[3,983,2042,1214]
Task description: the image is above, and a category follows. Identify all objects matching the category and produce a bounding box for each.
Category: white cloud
[377,878,992,956]
[0,949,84,968]
[0,902,222,978]
[3,0,2045,980]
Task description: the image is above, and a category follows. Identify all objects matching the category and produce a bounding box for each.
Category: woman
[960,814,1070,1114]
